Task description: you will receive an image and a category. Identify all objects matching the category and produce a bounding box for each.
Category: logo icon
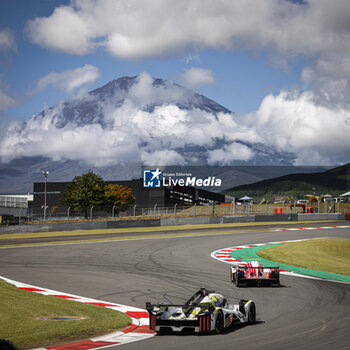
[143,168,162,188]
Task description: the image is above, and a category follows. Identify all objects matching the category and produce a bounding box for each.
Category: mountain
[33,75,232,128]
[0,74,297,194]
[222,163,350,201]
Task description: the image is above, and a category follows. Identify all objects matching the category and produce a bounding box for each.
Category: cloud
[0,73,260,165]
[179,68,215,89]
[25,1,350,111]
[301,55,350,108]
[0,89,15,112]
[207,143,255,165]
[244,90,350,164]
[1,72,349,167]
[0,28,15,51]
[32,64,100,94]
[26,5,92,55]
[25,1,350,60]
[141,150,185,166]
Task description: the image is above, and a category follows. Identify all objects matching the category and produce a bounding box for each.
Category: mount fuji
[0,73,296,193]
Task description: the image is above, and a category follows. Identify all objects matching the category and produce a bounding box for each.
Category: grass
[257,238,350,276]
[0,280,131,350]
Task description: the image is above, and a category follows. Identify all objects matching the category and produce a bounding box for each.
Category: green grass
[0,280,131,350]
[257,238,350,276]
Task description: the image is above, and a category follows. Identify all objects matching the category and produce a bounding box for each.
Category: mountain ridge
[0,74,296,193]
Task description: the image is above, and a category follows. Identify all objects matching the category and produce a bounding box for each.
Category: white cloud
[301,55,350,108]
[26,5,92,55]
[32,64,100,94]
[25,1,350,60]
[0,73,260,165]
[141,150,185,166]
[244,91,350,164]
[1,72,349,166]
[25,0,350,112]
[207,143,255,165]
[0,28,15,51]
[179,68,215,89]
[0,89,15,112]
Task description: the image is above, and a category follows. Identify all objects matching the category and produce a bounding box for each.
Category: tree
[61,171,106,217]
[104,184,136,213]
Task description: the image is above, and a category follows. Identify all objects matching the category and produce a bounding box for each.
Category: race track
[1,224,350,350]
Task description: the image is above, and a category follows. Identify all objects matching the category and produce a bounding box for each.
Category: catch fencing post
[90,206,94,221]
[112,205,116,220]
[67,207,70,221]
[18,208,22,225]
[174,203,177,218]
[154,204,157,219]
[194,203,196,217]
[133,204,137,220]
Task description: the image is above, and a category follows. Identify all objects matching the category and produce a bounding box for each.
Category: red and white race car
[230,261,280,287]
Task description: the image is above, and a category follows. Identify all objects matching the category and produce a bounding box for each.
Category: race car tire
[0,340,19,350]
[235,272,241,287]
[248,302,256,324]
[231,269,235,283]
[215,311,224,334]
[271,279,280,287]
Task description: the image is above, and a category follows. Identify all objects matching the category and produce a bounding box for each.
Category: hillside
[222,163,350,202]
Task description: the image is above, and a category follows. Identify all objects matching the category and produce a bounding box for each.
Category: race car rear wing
[146,302,215,312]
[235,264,280,269]
[146,302,213,333]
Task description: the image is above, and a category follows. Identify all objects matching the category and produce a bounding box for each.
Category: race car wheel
[0,340,19,350]
[215,311,224,334]
[248,302,256,324]
[235,272,241,287]
[272,278,280,287]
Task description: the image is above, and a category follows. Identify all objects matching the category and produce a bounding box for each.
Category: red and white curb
[211,238,331,280]
[211,235,350,283]
[0,276,154,350]
[211,238,306,267]
[212,223,350,263]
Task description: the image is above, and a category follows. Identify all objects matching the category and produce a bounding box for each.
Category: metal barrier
[4,201,349,225]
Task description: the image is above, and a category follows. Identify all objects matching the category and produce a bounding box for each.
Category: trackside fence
[2,201,349,226]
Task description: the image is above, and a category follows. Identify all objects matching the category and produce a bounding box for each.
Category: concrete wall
[160,214,297,226]
[298,213,345,221]
[0,213,345,234]
[0,219,160,234]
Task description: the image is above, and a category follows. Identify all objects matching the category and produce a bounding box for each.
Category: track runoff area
[0,220,349,349]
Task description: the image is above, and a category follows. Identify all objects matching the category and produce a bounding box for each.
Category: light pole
[41,170,49,222]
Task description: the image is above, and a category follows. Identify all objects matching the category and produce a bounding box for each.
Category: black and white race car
[146,288,256,334]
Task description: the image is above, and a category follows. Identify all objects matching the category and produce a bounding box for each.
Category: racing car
[230,261,280,287]
[146,287,256,334]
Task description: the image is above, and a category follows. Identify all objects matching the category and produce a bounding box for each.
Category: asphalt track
[1,223,350,350]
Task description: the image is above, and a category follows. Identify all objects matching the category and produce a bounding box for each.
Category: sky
[0,0,350,167]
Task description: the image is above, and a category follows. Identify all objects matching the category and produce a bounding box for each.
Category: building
[0,194,33,216]
[32,179,226,217]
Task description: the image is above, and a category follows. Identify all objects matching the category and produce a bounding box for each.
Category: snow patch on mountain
[1,72,292,167]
